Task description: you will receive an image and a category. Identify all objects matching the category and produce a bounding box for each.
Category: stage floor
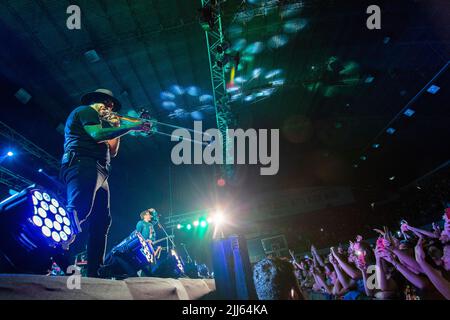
[0,274,215,300]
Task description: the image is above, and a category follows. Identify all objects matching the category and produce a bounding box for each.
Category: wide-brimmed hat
[81,88,122,111]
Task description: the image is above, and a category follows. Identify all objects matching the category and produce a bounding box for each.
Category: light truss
[201,0,235,179]
[0,120,59,171]
[0,165,34,191]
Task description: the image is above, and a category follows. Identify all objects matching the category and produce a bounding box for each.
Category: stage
[0,274,215,300]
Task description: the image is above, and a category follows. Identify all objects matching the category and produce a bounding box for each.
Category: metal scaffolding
[0,120,59,190]
[201,0,235,179]
[0,165,34,191]
[0,120,60,170]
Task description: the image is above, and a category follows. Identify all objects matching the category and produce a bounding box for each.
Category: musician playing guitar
[136,208,162,258]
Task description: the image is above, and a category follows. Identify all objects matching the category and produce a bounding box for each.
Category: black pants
[61,157,112,277]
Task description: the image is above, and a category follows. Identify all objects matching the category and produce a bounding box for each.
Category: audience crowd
[253,209,450,300]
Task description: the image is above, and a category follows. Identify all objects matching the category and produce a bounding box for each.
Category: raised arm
[415,238,450,299]
[332,247,361,279]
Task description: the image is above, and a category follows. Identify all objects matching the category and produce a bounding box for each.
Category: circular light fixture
[44,218,53,229]
[32,216,43,227]
[49,205,57,214]
[193,220,199,227]
[58,207,66,216]
[51,199,59,208]
[41,226,51,237]
[63,217,70,226]
[51,231,61,242]
[60,232,68,242]
[40,201,49,211]
[55,215,63,224]
[37,208,47,218]
[63,226,71,235]
[53,221,62,231]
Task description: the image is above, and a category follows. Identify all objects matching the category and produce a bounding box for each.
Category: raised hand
[414,237,426,264]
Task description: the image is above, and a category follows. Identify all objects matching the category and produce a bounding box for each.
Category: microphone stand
[180,243,193,264]
[157,221,176,251]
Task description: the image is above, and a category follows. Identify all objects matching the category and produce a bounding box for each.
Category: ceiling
[0,0,449,250]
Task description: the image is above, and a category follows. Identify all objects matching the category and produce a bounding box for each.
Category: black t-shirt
[63,105,110,162]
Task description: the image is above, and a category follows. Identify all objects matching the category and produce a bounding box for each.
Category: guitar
[146,235,175,261]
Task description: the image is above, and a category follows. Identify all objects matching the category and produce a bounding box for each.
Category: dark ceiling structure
[0,0,449,254]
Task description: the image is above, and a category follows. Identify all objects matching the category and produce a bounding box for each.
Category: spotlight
[214,211,224,225]
[207,217,213,223]
[186,224,192,230]
[177,224,182,229]
[200,220,207,228]
[198,4,215,31]
[38,168,43,173]
[193,220,199,227]
[216,41,230,55]
[0,185,79,273]
[7,151,14,157]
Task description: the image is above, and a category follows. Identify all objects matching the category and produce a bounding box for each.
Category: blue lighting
[226,86,240,93]
[265,69,282,79]
[365,75,375,83]
[244,95,255,102]
[386,127,396,135]
[234,76,247,84]
[268,35,289,49]
[7,151,14,157]
[160,91,176,100]
[190,111,203,120]
[162,101,177,110]
[427,85,440,94]
[170,85,185,95]
[244,42,264,55]
[403,108,415,117]
[186,86,200,97]
[199,94,213,103]
[230,93,242,101]
[283,18,308,33]
[271,79,285,86]
[38,168,43,173]
[372,143,380,149]
[231,38,247,51]
[252,68,263,78]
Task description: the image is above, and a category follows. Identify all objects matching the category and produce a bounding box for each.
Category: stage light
[38,168,43,173]
[207,217,213,223]
[360,155,367,161]
[389,176,396,181]
[427,85,440,94]
[177,224,182,229]
[186,224,192,230]
[200,220,207,228]
[7,151,14,157]
[214,211,224,225]
[386,127,396,135]
[404,108,415,117]
[0,185,79,273]
[193,220,199,227]
[372,143,380,149]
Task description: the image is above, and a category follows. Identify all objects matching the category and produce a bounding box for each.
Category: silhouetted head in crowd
[253,257,304,300]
